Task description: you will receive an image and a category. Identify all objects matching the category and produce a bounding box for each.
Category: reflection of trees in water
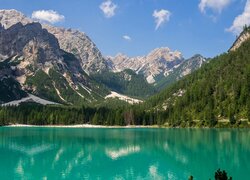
[0,128,249,179]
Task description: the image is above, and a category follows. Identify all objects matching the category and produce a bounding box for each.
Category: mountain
[43,24,108,75]
[0,9,108,75]
[0,22,109,105]
[0,9,31,28]
[146,32,250,126]
[0,60,27,104]
[0,9,208,104]
[107,47,184,84]
[92,69,156,98]
[229,26,250,52]
[155,54,207,90]
[0,10,153,103]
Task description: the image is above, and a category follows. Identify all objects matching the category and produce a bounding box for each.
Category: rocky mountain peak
[229,27,250,52]
[0,20,110,104]
[0,9,32,28]
[107,47,184,84]
[0,9,108,74]
[147,47,183,62]
[0,22,64,79]
[43,24,108,74]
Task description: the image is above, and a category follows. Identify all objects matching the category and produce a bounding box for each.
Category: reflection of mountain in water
[0,128,249,179]
[7,143,53,156]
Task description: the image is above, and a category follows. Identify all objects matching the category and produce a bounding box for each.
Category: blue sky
[0,0,250,58]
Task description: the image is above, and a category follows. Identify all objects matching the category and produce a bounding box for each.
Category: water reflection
[0,128,249,179]
[106,145,140,160]
[8,143,53,156]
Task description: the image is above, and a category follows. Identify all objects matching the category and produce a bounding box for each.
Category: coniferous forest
[1,30,250,127]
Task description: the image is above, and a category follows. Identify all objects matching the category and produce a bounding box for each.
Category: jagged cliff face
[0,22,62,64]
[0,9,108,74]
[0,9,208,103]
[43,24,108,74]
[0,9,31,29]
[178,54,206,77]
[0,22,108,104]
[107,47,184,84]
[229,30,250,51]
[151,54,207,90]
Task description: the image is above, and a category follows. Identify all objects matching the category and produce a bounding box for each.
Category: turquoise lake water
[0,127,249,179]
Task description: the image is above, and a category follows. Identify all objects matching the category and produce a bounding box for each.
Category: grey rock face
[0,22,62,64]
[0,21,107,104]
[0,9,108,74]
[107,47,184,84]
[229,31,250,51]
[178,54,206,78]
[43,24,108,74]
[0,9,32,29]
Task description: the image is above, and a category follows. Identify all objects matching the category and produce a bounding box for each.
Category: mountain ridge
[107,47,184,84]
[0,9,209,105]
[0,21,109,105]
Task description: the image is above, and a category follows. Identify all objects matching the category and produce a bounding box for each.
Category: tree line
[0,103,167,126]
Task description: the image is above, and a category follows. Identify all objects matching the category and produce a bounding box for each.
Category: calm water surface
[0,127,249,179]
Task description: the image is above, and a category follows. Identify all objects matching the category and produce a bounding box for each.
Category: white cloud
[153,9,171,30]
[199,0,231,13]
[226,0,250,34]
[123,35,132,41]
[100,0,117,18]
[32,10,65,24]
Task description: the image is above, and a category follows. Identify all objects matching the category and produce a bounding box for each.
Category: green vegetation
[242,25,250,34]
[92,69,156,98]
[0,60,27,103]
[0,103,165,126]
[189,169,232,180]
[155,55,207,91]
[0,77,27,103]
[1,37,250,127]
[26,69,63,103]
[25,68,107,105]
[1,30,250,128]
[214,169,232,180]
[145,37,250,126]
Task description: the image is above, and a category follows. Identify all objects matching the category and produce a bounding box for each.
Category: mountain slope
[0,10,151,103]
[92,69,156,98]
[147,36,250,125]
[43,24,108,74]
[0,22,109,105]
[0,9,108,75]
[107,47,184,84]
[229,26,250,51]
[155,54,207,90]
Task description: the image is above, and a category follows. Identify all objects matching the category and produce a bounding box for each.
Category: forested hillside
[92,69,156,98]
[1,25,250,127]
[146,36,250,126]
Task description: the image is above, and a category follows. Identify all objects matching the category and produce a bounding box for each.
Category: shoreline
[3,119,250,129]
[5,124,160,128]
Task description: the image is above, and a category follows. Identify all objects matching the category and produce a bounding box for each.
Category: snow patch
[17,60,30,69]
[43,67,51,75]
[0,54,8,61]
[181,68,191,77]
[173,89,185,97]
[75,91,84,98]
[105,91,143,104]
[146,75,156,84]
[53,82,67,102]
[2,94,59,106]
[79,83,92,94]
[16,75,27,85]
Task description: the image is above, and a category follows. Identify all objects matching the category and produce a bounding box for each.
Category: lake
[0,127,249,179]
